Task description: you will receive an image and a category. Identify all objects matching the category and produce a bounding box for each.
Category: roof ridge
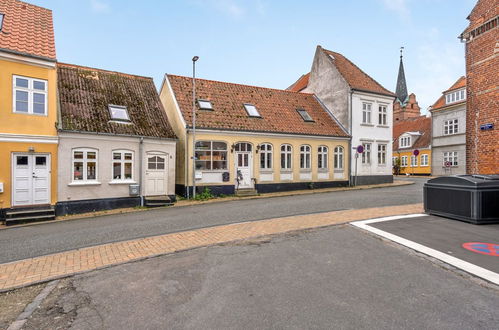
[322,47,394,95]
[57,62,153,80]
[167,74,315,96]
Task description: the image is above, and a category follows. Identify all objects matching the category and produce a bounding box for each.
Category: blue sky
[32,0,476,112]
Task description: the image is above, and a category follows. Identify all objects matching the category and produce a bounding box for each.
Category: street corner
[351,214,499,285]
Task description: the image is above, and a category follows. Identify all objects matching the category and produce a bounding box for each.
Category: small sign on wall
[480,123,494,131]
[222,172,230,182]
[195,171,203,180]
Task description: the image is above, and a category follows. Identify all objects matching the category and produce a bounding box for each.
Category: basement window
[198,99,213,110]
[297,109,314,122]
[244,103,261,117]
[108,105,130,121]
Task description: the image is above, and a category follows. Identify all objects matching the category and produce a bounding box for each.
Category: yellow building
[0,1,58,222]
[160,74,350,196]
[392,116,432,175]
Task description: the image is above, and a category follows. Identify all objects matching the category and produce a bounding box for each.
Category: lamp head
[192,56,199,62]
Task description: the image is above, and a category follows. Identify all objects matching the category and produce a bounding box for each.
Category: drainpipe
[139,136,144,206]
[185,129,189,199]
[348,90,353,186]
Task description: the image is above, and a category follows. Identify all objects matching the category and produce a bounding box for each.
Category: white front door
[235,143,253,189]
[145,153,168,196]
[12,154,51,206]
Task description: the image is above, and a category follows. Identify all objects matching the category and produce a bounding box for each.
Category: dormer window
[297,109,314,122]
[400,136,411,148]
[244,103,261,117]
[0,14,4,31]
[445,89,466,104]
[198,99,213,110]
[108,105,130,121]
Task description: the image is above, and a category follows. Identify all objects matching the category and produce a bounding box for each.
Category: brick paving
[0,203,423,291]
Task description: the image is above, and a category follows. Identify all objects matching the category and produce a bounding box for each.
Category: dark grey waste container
[424,175,499,224]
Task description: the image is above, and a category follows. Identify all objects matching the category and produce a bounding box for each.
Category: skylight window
[0,14,4,31]
[297,109,314,122]
[244,103,261,117]
[108,105,130,121]
[198,99,213,110]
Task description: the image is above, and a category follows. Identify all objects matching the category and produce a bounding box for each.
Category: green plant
[194,187,214,201]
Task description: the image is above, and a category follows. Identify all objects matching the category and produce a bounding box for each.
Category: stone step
[4,206,55,225]
[235,189,258,197]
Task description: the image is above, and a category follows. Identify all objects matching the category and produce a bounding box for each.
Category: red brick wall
[464,0,498,174]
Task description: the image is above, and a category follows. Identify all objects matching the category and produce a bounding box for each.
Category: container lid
[426,175,499,188]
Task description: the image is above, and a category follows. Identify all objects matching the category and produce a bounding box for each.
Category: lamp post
[191,56,199,199]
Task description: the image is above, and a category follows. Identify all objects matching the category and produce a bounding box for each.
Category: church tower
[393,47,421,122]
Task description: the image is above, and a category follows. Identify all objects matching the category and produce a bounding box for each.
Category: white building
[289,46,396,184]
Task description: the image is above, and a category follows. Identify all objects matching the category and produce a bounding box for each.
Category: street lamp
[191,56,199,199]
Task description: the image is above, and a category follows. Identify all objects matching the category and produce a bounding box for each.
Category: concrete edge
[0,180,415,231]
[351,215,499,286]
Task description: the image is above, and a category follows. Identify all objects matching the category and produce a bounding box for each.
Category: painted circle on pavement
[462,242,499,256]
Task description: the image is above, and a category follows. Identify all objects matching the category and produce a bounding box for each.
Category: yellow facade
[0,57,58,209]
[393,149,431,175]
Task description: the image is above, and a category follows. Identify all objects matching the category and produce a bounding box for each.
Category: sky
[31,0,476,113]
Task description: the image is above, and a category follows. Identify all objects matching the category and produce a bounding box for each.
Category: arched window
[300,145,311,169]
[318,146,328,169]
[72,148,98,182]
[234,142,252,152]
[334,146,344,170]
[280,144,292,170]
[260,143,272,169]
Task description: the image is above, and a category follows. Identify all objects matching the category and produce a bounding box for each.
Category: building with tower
[393,48,421,123]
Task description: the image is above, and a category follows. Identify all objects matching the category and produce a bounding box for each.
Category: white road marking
[351,214,499,286]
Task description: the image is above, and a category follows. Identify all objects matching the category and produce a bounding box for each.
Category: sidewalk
[0,203,423,291]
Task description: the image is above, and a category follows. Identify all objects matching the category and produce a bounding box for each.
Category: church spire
[395,47,408,104]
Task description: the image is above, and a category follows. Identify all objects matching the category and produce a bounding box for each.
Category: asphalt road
[22,224,499,329]
[0,177,427,263]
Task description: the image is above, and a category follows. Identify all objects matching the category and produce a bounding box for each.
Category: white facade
[350,91,394,179]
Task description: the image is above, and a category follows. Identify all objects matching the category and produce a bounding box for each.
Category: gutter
[349,90,353,186]
[139,136,144,206]
[57,129,177,142]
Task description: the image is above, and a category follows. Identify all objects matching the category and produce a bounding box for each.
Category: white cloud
[411,37,465,113]
[380,0,410,18]
[213,0,245,18]
[90,0,110,14]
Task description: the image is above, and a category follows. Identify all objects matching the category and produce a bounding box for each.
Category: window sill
[299,169,312,173]
[318,168,329,172]
[68,181,101,186]
[280,169,293,173]
[360,123,374,127]
[259,169,274,174]
[108,180,137,185]
[13,111,48,117]
[333,169,344,173]
[377,125,389,128]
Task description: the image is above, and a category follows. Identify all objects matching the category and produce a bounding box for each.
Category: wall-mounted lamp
[230,144,235,153]
[256,145,261,154]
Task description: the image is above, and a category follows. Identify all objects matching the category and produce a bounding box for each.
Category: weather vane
[400,46,404,58]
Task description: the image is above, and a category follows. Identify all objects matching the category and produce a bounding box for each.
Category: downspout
[139,136,144,206]
[348,90,353,186]
[185,128,189,199]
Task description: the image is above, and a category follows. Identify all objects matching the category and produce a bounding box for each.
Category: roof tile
[168,74,349,138]
[58,63,176,139]
[0,0,56,60]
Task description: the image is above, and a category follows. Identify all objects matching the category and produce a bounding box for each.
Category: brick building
[459,0,498,174]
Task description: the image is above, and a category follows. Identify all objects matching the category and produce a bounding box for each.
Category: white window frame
[378,105,387,125]
[244,103,261,117]
[445,89,466,105]
[318,146,328,170]
[72,148,98,183]
[361,143,371,164]
[401,156,408,167]
[443,151,458,167]
[362,102,372,124]
[280,144,292,170]
[392,156,398,166]
[111,150,134,182]
[195,141,228,171]
[259,143,273,170]
[300,145,311,170]
[198,99,213,110]
[410,155,418,167]
[108,104,130,121]
[400,136,411,148]
[420,154,428,166]
[377,144,387,165]
[443,119,459,135]
[297,109,314,122]
[334,146,344,170]
[13,75,48,116]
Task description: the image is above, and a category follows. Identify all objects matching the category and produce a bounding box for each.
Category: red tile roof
[0,0,56,60]
[287,73,310,92]
[321,48,395,97]
[58,63,176,139]
[393,116,432,150]
[431,76,466,111]
[167,74,349,138]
